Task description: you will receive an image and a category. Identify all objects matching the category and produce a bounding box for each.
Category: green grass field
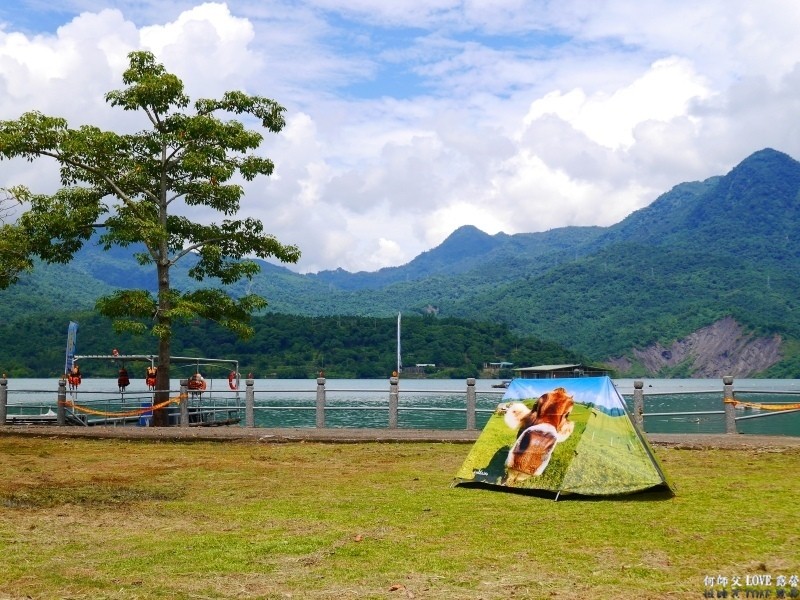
[0,433,798,599]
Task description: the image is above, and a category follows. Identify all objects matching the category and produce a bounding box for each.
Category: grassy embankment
[0,434,798,599]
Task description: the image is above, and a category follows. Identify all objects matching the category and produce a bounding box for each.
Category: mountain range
[3,147,799,378]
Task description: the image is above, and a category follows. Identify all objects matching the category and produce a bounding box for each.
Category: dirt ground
[1,424,798,450]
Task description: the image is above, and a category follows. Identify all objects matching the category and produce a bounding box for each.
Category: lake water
[3,377,799,436]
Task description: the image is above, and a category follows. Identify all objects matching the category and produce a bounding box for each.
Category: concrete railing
[242,376,481,430]
[2,375,799,433]
[0,376,490,430]
[632,376,800,434]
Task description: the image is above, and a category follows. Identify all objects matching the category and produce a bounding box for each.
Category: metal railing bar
[735,407,800,421]
[622,390,722,397]
[644,410,725,417]
[734,390,800,396]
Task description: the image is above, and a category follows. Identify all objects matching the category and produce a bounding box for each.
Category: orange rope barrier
[724,398,800,411]
[59,396,181,418]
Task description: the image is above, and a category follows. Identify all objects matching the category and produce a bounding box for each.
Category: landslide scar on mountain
[606,317,782,378]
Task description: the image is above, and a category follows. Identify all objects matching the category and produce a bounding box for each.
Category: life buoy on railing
[228,371,239,390]
[188,373,206,391]
[145,366,157,391]
[67,365,82,389]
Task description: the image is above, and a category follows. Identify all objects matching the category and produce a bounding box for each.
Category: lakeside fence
[1,376,800,433]
[630,376,800,434]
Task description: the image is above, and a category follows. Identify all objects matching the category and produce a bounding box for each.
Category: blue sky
[2,1,800,273]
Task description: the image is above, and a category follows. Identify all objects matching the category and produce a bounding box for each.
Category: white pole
[396,312,402,374]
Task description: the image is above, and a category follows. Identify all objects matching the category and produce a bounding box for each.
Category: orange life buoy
[145,366,157,390]
[228,371,239,390]
[68,366,82,388]
[188,374,206,391]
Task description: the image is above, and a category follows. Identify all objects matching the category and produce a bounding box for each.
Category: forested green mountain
[3,148,800,377]
[0,312,581,379]
[456,148,800,356]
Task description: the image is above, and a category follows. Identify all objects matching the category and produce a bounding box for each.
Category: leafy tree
[0,191,30,288]
[0,51,300,424]
[0,191,14,222]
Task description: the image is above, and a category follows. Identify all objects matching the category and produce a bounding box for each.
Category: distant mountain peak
[740,147,793,162]
[727,147,799,177]
[446,224,491,238]
[709,146,800,215]
[421,224,501,261]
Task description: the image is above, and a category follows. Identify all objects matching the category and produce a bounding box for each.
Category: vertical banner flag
[64,321,78,375]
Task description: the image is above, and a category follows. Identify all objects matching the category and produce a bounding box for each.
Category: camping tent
[453,376,672,498]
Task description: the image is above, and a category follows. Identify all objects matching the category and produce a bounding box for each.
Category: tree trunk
[152,257,172,427]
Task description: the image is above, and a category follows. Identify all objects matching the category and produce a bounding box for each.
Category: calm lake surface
[3,377,799,436]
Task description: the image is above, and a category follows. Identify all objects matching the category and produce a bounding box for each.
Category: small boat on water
[492,380,511,389]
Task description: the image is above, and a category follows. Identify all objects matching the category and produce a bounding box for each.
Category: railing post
[246,378,255,427]
[466,377,477,430]
[179,379,189,427]
[57,378,66,426]
[723,375,737,434]
[0,376,7,426]
[316,376,326,428]
[633,380,644,430]
[389,375,399,428]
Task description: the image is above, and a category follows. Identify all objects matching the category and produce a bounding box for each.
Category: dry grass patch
[0,434,797,599]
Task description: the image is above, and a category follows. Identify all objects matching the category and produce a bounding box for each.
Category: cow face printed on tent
[453,376,673,498]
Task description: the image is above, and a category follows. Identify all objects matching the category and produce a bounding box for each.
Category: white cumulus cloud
[1,0,800,272]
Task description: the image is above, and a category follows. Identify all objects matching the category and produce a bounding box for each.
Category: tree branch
[169,236,226,266]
